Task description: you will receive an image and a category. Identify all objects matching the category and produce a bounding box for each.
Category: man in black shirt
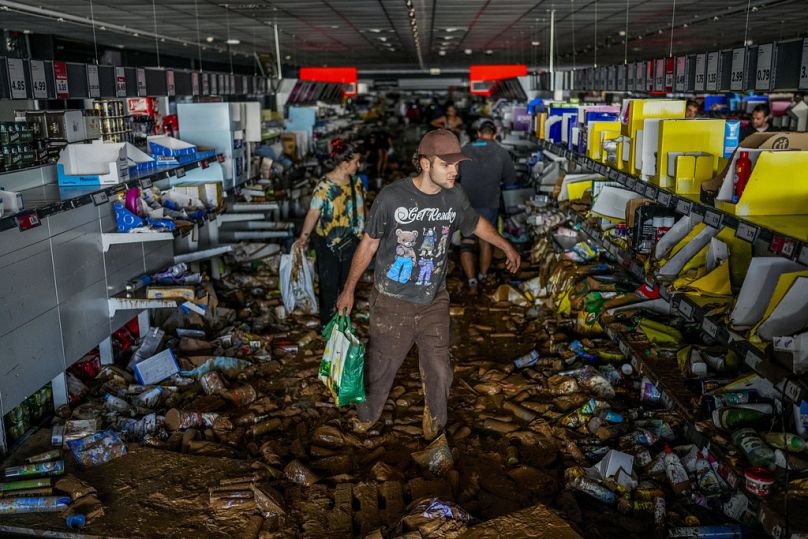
[740,104,778,141]
[458,120,517,293]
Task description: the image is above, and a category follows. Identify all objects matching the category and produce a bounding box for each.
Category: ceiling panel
[0,0,805,71]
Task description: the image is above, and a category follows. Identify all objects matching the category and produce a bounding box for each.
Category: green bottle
[763,433,806,452]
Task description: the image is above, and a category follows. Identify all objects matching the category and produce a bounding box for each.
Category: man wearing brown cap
[336,129,520,440]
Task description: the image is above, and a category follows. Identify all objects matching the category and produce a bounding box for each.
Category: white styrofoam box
[57,143,129,185]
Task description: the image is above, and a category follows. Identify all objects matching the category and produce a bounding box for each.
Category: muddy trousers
[357,288,452,439]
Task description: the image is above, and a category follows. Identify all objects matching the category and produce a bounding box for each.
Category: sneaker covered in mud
[351,417,375,435]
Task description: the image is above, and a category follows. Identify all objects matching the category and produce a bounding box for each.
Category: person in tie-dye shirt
[296,139,366,325]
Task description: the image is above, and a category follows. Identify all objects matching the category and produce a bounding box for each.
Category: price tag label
[191,72,200,96]
[139,178,152,189]
[655,58,665,91]
[785,380,803,403]
[53,60,69,98]
[636,61,645,89]
[706,51,719,91]
[678,299,694,320]
[175,167,186,178]
[243,75,249,94]
[115,67,127,97]
[800,38,808,90]
[675,199,692,215]
[798,243,808,266]
[610,170,620,180]
[634,182,646,194]
[657,191,672,207]
[29,60,48,98]
[7,58,27,99]
[675,56,687,91]
[86,64,100,97]
[645,185,657,199]
[756,43,773,91]
[15,211,41,231]
[702,318,718,339]
[211,74,218,95]
[166,70,175,96]
[646,60,655,91]
[745,349,762,370]
[617,64,626,90]
[730,48,746,91]
[201,159,209,170]
[626,177,637,190]
[92,192,109,206]
[704,209,723,228]
[136,68,147,96]
[202,72,210,95]
[779,238,797,258]
[735,222,758,243]
[694,53,707,91]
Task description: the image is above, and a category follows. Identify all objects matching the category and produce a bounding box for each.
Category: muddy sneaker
[351,418,375,435]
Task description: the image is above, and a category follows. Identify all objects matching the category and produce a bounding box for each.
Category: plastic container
[513,349,540,369]
[663,445,691,494]
[744,466,774,496]
[732,151,752,203]
[732,428,776,470]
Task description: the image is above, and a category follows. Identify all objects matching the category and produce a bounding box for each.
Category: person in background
[686,100,700,119]
[335,129,520,441]
[458,120,517,293]
[740,103,778,140]
[430,103,464,136]
[372,126,394,178]
[296,139,365,326]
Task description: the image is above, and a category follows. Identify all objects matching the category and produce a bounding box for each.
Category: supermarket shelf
[218,212,266,223]
[540,141,808,266]
[173,245,233,264]
[101,232,174,252]
[228,202,280,212]
[107,290,180,317]
[0,154,221,233]
[568,208,808,406]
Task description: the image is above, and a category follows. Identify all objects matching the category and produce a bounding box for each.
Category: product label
[694,54,707,91]
[800,38,808,90]
[731,48,746,91]
[675,56,687,91]
[166,70,175,96]
[86,64,100,97]
[723,120,740,158]
[756,43,774,90]
[115,67,127,97]
[202,72,210,95]
[7,58,27,99]
[706,51,719,91]
[191,72,200,96]
[53,60,69,98]
[30,60,48,98]
[655,58,665,91]
[136,68,147,96]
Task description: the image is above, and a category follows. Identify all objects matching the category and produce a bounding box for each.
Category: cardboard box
[146,286,196,301]
[623,99,686,176]
[701,132,808,204]
[656,119,726,188]
[668,152,714,194]
[132,348,180,385]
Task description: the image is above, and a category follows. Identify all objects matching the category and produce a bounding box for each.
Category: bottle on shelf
[732,151,752,203]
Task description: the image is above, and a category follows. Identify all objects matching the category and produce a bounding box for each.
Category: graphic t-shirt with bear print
[365,177,479,304]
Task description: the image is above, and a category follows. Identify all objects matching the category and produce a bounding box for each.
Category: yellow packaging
[624,100,686,176]
[146,286,196,301]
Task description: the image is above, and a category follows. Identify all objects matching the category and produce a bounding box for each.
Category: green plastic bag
[319,313,366,406]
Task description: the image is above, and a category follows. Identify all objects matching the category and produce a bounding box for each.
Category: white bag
[279,244,318,314]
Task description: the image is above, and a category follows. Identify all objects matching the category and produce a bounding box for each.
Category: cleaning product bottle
[732,151,752,203]
[663,444,691,494]
[762,432,806,452]
[732,428,776,470]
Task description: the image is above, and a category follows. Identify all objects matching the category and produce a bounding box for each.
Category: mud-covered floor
[0,252,661,539]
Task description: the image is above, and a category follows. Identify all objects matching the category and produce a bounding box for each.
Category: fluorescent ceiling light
[438,50,446,56]
[206,36,214,42]
[226,39,240,45]
[464,49,472,55]
[531,41,540,46]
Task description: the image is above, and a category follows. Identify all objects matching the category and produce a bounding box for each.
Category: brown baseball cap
[417,129,471,164]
